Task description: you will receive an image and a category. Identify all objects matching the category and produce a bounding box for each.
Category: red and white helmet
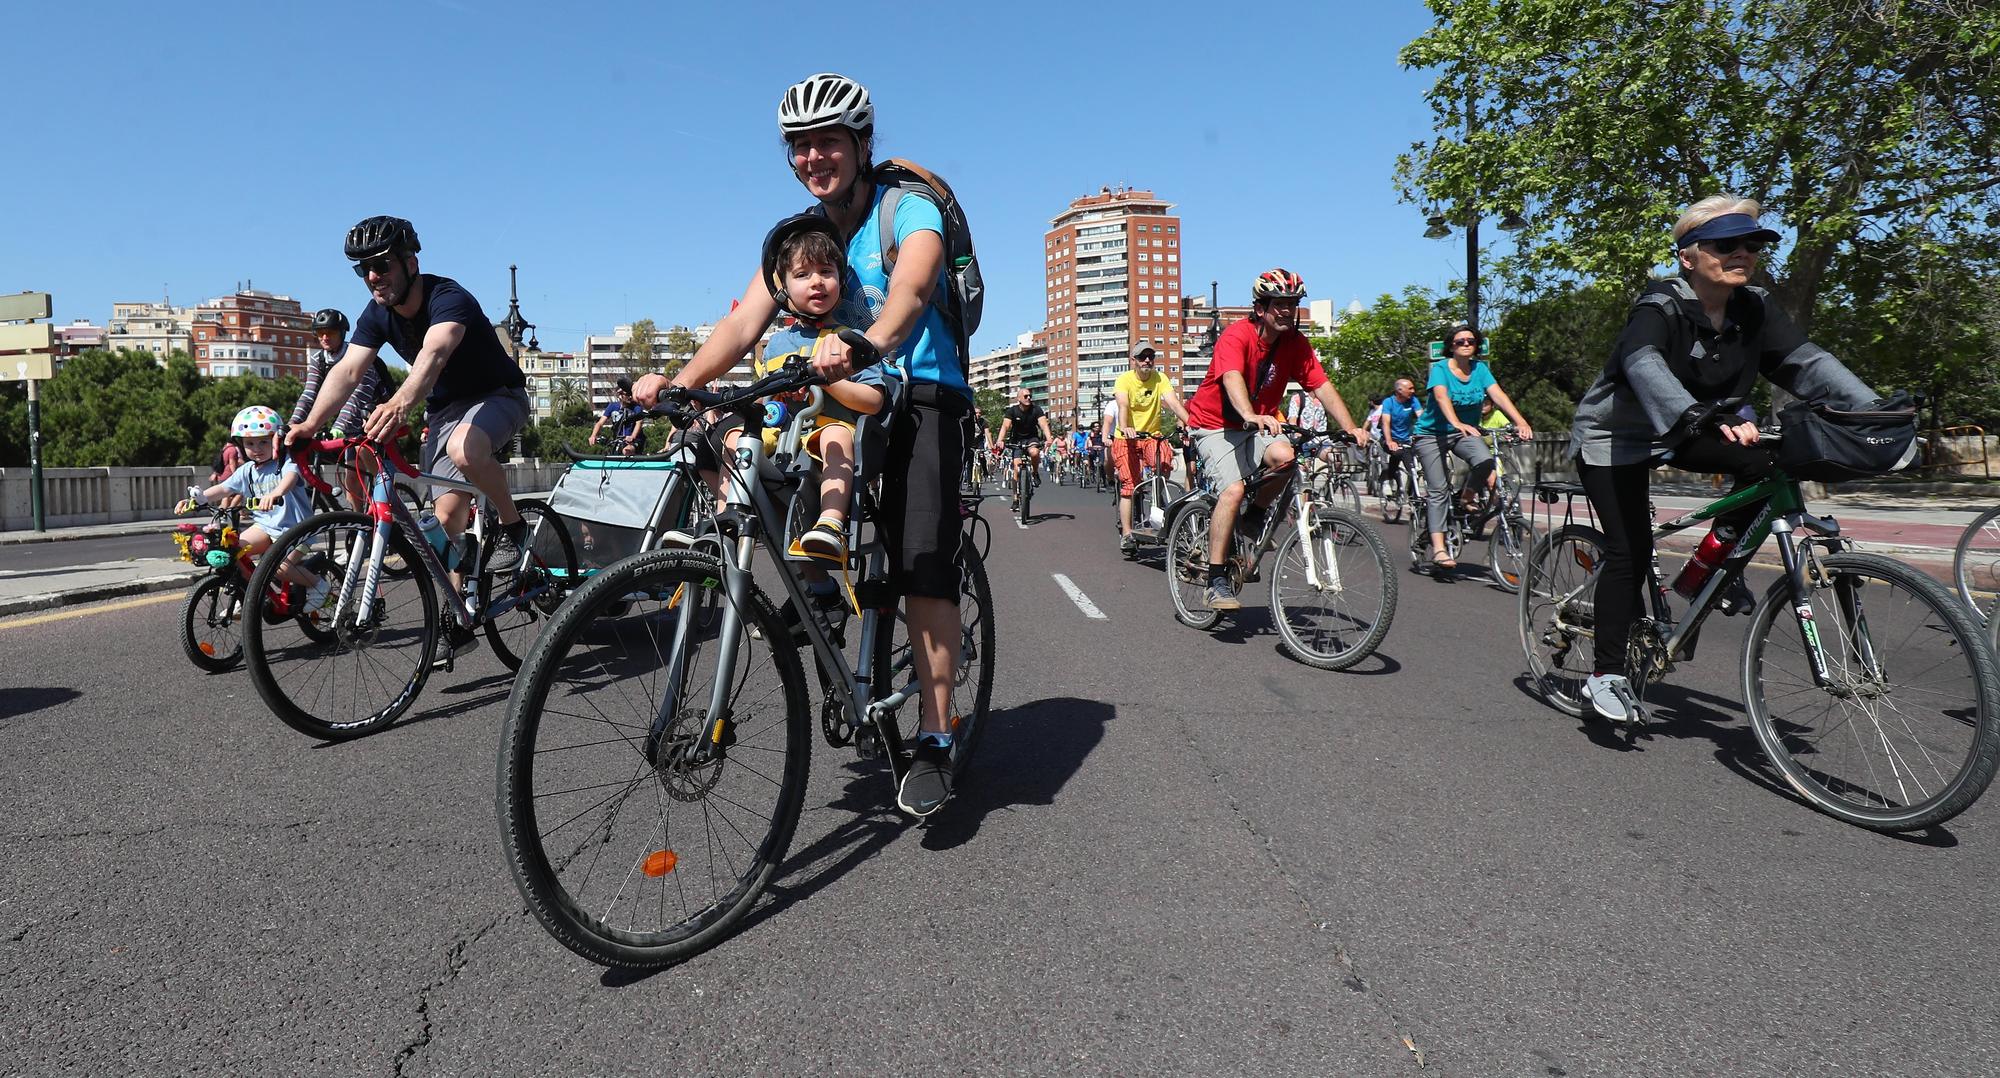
[230,405,283,438]
[1252,268,1307,302]
[778,73,875,137]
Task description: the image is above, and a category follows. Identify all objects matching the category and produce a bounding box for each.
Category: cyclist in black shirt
[289,215,532,578]
[996,388,1052,508]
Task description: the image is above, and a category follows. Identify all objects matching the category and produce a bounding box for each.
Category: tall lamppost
[1422,77,1526,331]
[1207,279,1220,349]
[499,264,537,458]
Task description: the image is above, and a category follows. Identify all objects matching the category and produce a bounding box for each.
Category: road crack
[390,909,516,1078]
[1172,711,1439,1071]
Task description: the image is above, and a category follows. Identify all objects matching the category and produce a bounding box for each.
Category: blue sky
[9,0,1477,357]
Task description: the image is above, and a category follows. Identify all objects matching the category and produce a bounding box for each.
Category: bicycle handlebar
[1281,424,1357,445]
[288,435,418,481]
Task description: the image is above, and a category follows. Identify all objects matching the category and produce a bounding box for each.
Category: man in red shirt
[1183,268,1368,609]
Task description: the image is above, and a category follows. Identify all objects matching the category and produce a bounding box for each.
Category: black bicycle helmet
[344,215,421,261]
[759,213,850,313]
[308,308,349,334]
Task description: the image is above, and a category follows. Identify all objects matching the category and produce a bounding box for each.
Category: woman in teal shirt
[1411,325,1533,571]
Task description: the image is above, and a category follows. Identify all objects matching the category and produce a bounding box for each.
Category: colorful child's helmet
[231,405,283,438]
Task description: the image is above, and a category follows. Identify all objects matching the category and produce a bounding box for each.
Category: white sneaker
[1584,673,1634,723]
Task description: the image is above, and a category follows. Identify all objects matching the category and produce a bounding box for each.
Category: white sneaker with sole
[1584,672,1634,723]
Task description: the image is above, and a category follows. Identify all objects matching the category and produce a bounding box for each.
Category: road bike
[1165,427,1397,670]
[1406,426,1531,592]
[496,349,996,968]
[1003,441,1042,526]
[1519,436,2000,832]
[172,502,339,672]
[242,434,577,740]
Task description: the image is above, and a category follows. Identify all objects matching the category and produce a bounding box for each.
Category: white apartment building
[968,331,1044,400]
[107,301,194,359]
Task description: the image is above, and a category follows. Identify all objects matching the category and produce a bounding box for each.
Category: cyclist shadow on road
[739,696,1115,932]
[1200,607,1404,676]
[1536,675,1961,846]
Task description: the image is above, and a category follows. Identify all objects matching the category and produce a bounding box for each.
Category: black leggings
[1577,434,1776,672]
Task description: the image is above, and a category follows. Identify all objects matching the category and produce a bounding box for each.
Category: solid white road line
[1052,573,1107,620]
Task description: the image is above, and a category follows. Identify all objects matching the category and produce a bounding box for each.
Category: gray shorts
[424,388,530,493]
[1191,427,1281,491]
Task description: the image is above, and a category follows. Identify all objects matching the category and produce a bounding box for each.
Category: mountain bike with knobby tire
[1519,437,2000,832]
[1166,426,1397,670]
[497,345,996,970]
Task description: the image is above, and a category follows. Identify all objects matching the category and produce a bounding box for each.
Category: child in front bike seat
[176,406,329,606]
[727,213,891,568]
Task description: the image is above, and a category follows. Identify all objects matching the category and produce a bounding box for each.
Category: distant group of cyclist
[186,65,1896,811]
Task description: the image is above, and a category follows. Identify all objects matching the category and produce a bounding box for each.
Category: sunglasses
[1699,237,1768,256]
[1451,336,1478,346]
[352,255,400,279]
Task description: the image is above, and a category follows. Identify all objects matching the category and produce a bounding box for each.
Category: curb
[0,569,199,619]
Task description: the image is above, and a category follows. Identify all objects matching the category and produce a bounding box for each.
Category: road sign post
[5,293,56,532]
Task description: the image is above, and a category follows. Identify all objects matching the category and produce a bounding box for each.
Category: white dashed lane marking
[1052,573,1107,620]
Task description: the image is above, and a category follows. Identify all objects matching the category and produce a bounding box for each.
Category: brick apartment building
[189,288,312,379]
[1043,186,1184,431]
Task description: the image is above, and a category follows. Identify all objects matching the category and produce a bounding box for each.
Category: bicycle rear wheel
[1744,551,2000,831]
[1269,508,1396,670]
[1951,505,2000,624]
[180,575,244,672]
[1518,524,1606,718]
[1167,501,1221,630]
[244,511,438,741]
[1487,505,1530,593]
[497,549,811,969]
[482,499,580,671]
[874,542,997,785]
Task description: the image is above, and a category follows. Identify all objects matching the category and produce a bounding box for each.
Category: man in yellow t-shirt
[1112,344,1189,554]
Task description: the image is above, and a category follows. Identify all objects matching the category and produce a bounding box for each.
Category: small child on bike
[726,213,891,564]
[177,406,327,602]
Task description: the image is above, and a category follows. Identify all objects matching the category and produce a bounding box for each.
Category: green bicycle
[1519,440,2000,832]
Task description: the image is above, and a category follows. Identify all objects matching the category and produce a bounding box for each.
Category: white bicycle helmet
[231,405,283,438]
[778,72,874,136]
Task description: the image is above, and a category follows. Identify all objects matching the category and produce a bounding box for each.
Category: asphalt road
[6,478,2000,1077]
[2,533,173,573]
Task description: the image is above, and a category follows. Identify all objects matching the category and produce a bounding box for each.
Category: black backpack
[872,159,983,367]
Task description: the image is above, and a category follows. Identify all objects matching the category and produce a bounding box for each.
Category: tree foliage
[1312,286,1454,409]
[1399,0,2000,317]
[619,319,658,378]
[1397,0,2000,423]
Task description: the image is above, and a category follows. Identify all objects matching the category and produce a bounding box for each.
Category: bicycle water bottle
[1671,523,1738,599]
[417,511,450,561]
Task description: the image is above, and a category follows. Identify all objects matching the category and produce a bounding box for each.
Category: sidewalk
[0,493,556,619]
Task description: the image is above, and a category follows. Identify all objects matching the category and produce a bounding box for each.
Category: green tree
[1313,286,1452,408]
[972,387,1005,436]
[619,319,658,380]
[661,326,699,379]
[550,376,591,419]
[1398,0,2000,331]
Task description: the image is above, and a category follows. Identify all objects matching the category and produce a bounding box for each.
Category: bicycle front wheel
[482,499,580,671]
[1744,551,2000,831]
[497,549,812,969]
[1951,505,2000,624]
[244,510,438,741]
[1518,524,1606,718]
[1269,508,1396,670]
[180,575,244,672]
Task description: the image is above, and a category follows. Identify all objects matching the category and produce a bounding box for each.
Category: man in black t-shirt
[290,215,532,601]
[995,387,1052,508]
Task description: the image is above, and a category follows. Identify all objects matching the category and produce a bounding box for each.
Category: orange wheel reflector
[199,642,217,656]
[643,850,678,877]
[1574,551,1595,571]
